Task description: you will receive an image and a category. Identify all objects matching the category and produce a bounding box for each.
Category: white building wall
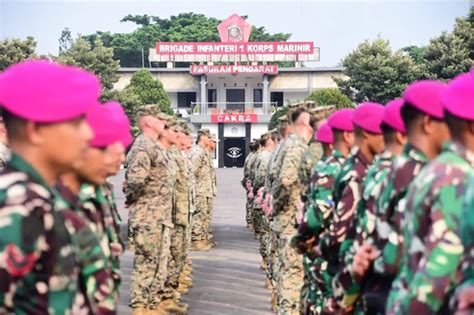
[251,124,268,141]
[283,91,309,105]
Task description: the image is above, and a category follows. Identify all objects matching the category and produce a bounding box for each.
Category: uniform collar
[443,141,474,167]
[8,153,50,189]
[403,143,429,163]
[355,148,371,169]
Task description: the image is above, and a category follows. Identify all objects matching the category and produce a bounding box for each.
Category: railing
[190,102,277,115]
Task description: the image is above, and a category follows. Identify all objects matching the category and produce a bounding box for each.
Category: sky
[0,0,471,67]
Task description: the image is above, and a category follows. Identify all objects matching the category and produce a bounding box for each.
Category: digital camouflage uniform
[253,149,273,263]
[190,144,213,242]
[207,150,217,241]
[272,133,308,314]
[251,150,265,239]
[165,146,190,297]
[56,181,118,314]
[185,153,195,254]
[387,142,473,314]
[243,150,258,226]
[294,149,346,314]
[332,150,395,313]
[370,144,429,310]
[124,134,173,309]
[0,154,93,315]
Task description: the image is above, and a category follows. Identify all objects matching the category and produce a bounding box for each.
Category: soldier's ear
[422,115,433,135]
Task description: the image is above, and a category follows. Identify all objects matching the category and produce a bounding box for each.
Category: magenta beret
[327,109,355,132]
[315,122,334,144]
[403,80,446,119]
[87,102,132,148]
[352,102,384,134]
[442,73,474,121]
[383,99,406,133]
[106,101,132,148]
[0,60,100,122]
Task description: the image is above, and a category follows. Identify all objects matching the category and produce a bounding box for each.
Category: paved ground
[112,168,272,315]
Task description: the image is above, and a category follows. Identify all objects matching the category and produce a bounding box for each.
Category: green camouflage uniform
[272,133,308,314]
[124,134,173,309]
[190,144,213,242]
[0,154,94,314]
[331,150,395,313]
[207,150,216,241]
[387,142,473,314]
[294,149,346,314]
[56,181,118,314]
[165,146,190,297]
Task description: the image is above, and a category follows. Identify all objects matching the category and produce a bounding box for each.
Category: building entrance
[223,137,246,167]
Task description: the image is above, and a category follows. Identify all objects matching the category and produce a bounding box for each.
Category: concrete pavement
[113,168,273,315]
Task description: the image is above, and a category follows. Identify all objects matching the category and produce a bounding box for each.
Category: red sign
[156,42,314,55]
[191,64,278,75]
[211,114,258,123]
[217,14,252,43]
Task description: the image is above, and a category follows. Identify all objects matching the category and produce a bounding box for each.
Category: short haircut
[309,116,318,130]
[250,142,260,152]
[290,107,309,124]
[2,109,27,141]
[401,102,425,133]
[353,125,364,138]
[332,128,346,143]
[444,109,469,141]
[380,122,398,144]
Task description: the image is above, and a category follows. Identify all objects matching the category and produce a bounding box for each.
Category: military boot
[131,308,148,315]
[147,306,167,315]
[159,299,188,314]
[271,291,278,313]
[177,283,189,294]
[193,240,211,251]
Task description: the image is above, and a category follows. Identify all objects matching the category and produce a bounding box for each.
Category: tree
[123,69,172,116]
[0,37,37,71]
[401,45,427,65]
[336,38,422,104]
[422,9,473,80]
[83,13,291,67]
[59,27,73,53]
[56,37,120,91]
[268,106,288,130]
[306,88,354,109]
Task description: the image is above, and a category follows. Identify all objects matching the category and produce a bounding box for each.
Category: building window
[177,92,196,108]
[208,89,217,108]
[253,89,263,108]
[271,92,284,107]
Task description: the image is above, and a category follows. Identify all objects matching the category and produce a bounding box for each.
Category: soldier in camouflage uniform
[293,109,354,314]
[206,134,218,246]
[342,81,450,313]
[57,102,132,314]
[0,60,105,314]
[452,176,474,315]
[252,132,276,271]
[0,115,10,170]
[272,107,314,314]
[243,140,260,229]
[190,129,214,251]
[124,105,177,314]
[387,73,474,314]
[331,100,406,314]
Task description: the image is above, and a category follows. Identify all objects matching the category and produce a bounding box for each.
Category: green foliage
[422,9,473,80]
[306,88,354,109]
[59,27,73,53]
[268,106,289,130]
[336,38,422,104]
[401,45,427,64]
[124,69,173,117]
[0,37,37,71]
[56,37,120,91]
[83,13,291,67]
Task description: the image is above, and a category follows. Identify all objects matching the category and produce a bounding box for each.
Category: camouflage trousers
[276,233,304,315]
[268,228,279,287]
[129,223,171,308]
[205,196,214,240]
[192,196,211,241]
[253,206,264,239]
[246,197,254,227]
[164,224,187,298]
[259,214,271,263]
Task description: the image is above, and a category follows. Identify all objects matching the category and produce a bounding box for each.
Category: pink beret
[315,122,334,144]
[352,102,384,134]
[105,101,132,148]
[87,102,131,148]
[383,99,406,133]
[328,109,354,132]
[0,60,100,122]
[442,73,474,121]
[403,80,446,119]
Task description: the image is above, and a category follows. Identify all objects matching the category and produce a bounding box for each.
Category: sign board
[211,113,258,123]
[190,64,278,75]
[156,42,314,55]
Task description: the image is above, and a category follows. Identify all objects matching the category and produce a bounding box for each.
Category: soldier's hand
[455,286,474,315]
[352,244,379,279]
